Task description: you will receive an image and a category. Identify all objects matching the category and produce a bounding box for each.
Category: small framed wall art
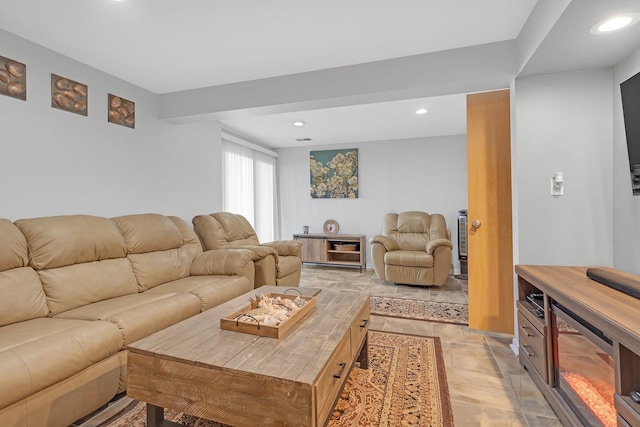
[0,55,26,100]
[51,74,87,115]
[108,94,135,128]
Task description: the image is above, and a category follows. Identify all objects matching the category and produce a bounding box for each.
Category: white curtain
[222,139,278,242]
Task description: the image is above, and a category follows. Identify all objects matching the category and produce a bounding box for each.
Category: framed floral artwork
[310,148,358,198]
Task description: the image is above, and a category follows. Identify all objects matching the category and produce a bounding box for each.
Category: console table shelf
[294,233,366,271]
[515,265,640,427]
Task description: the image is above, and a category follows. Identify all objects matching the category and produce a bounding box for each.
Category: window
[222,134,278,242]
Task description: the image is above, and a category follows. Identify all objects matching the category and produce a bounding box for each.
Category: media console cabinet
[293,233,366,271]
[515,265,640,427]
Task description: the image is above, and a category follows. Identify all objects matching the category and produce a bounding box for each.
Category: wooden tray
[220,292,316,339]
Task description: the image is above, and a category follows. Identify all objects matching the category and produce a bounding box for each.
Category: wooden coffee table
[126,286,370,427]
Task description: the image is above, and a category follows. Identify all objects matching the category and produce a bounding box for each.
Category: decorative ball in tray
[220,291,316,338]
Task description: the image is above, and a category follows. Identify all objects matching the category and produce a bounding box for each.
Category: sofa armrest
[369,235,397,252]
[425,238,453,255]
[235,245,278,263]
[191,249,254,276]
[262,240,303,258]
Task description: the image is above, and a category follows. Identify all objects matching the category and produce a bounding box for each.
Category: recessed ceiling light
[416,108,428,115]
[590,13,640,34]
[293,121,305,127]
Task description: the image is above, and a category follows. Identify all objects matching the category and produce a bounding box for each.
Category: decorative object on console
[310,148,358,198]
[333,243,356,251]
[586,267,640,299]
[51,74,87,115]
[0,55,26,100]
[108,93,135,128]
[323,219,339,235]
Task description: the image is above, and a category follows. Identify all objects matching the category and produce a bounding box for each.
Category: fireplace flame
[562,371,615,427]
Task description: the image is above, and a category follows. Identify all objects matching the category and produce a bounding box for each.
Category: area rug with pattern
[96,331,453,427]
[370,295,469,325]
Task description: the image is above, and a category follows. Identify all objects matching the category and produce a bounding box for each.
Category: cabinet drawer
[315,331,351,425]
[615,394,640,427]
[350,299,370,359]
[518,311,547,382]
[618,414,633,427]
[516,300,546,335]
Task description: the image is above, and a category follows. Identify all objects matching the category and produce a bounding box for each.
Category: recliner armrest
[262,240,303,258]
[369,235,398,252]
[235,244,278,262]
[425,238,453,255]
[191,249,254,276]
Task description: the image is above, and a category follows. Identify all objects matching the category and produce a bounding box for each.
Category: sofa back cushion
[16,215,128,269]
[384,212,448,251]
[15,215,138,316]
[112,214,201,291]
[193,213,260,251]
[0,219,49,326]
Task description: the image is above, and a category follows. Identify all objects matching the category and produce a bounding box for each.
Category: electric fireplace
[552,302,616,427]
[515,265,640,427]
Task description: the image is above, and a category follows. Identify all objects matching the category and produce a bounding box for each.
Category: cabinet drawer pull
[333,362,347,379]
[520,325,533,337]
[360,319,368,328]
[521,345,535,358]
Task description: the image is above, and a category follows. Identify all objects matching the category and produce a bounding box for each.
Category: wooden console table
[515,265,640,427]
[294,233,366,271]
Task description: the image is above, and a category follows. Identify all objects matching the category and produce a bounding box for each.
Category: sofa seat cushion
[384,250,434,268]
[54,293,201,347]
[0,318,122,410]
[144,275,252,311]
[385,264,435,286]
[277,255,302,278]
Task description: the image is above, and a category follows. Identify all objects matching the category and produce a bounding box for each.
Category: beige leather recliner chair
[193,212,303,288]
[370,211,453,286]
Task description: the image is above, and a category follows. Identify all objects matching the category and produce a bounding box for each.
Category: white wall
[513,69,614,266]
[0,29,222,224]
[276,136,468,269]
[160,122,224,223]
[613,46,640,275]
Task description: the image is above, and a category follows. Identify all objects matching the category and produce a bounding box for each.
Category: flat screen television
[621,70,640,196]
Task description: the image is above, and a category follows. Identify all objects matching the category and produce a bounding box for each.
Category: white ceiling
[2,0,640,148]
[0,0,536,94]
[220,94,468,147]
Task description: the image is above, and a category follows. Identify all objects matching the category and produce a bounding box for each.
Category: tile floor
[300,265,563,427]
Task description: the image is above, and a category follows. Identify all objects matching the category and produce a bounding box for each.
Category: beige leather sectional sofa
[0,213,255,427]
